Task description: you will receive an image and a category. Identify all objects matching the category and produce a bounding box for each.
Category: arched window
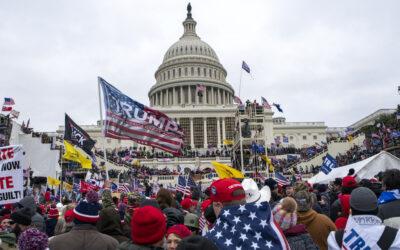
[173,69,175,78]
[178,68,181,77]
[195,47,197,52]
[197,67,200,76]
[200,47,203,54]
[203,68,206,77]
[209,69,212,77]
[180,47,183,53]
[167,71,170,79]
[191,67,194,75]
[163,72,165,80]
[185,67,188,76]
[214,70,217,78]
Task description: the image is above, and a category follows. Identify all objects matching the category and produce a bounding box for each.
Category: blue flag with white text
[321,154,337,175]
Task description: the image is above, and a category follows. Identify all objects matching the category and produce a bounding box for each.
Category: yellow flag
[223,139,234,146]
[347,135,353,142]
[211,161,244,179]
[63,140,92,169]
[47,176,61,186]
[63,182,73,192]
[261,155,274,173]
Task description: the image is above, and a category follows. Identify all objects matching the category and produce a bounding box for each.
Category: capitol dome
[148,3,234,108]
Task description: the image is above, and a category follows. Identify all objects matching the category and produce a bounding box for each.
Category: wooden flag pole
[98,77,109,180]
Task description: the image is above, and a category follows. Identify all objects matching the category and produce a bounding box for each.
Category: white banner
[0,145,24,204]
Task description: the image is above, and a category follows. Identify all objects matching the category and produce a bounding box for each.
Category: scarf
[378,189,400,205]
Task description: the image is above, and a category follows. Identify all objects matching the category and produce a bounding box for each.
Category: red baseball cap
[342,176,357,188]
[209,178,245,203]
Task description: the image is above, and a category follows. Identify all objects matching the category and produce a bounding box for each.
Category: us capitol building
[59,4,328,154]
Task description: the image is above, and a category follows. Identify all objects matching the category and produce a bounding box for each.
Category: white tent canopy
[308,151,400,184]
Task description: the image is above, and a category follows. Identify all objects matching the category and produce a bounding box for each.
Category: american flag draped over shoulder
[205,202,289,250]
[99,77,184,156]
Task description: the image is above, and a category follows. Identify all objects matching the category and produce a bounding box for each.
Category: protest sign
[0,145,24,204]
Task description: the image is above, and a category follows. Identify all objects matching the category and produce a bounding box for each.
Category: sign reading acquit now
[0,145,24,204]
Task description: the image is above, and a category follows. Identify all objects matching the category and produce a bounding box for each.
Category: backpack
[335,226,398,250]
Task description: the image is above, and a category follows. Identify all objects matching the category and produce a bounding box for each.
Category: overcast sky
[1,0,399,132]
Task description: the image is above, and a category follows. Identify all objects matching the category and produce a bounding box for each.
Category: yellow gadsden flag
[211,161,244,179]
[63,140,92,169]
[47,176,61,187]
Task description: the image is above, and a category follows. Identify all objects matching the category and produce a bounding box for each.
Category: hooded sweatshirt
[17,196,45,232]
[97,207,129,244]
[297,209,336,250]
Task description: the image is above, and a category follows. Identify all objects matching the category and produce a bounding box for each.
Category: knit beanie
[11,208,31,226]
[176,235,218,250]
[73,190,101,224]
[166,224,192,239]
[131,205,166,245]
[17,227,48,250]
[272,197,298,230]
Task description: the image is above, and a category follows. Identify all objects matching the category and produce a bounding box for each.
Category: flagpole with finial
[97,77,110,180]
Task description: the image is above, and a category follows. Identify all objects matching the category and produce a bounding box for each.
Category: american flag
[233,96,243,105]
[1,106,12,112]
[242,61,251,74]
[176,175,193,196]
[99,77,184,156]
[199,212,209,232]
[3,98,15,106]
[205,202,289,249]
[261,97,271,109]
[274,172,290,187]
[118,183,131,193]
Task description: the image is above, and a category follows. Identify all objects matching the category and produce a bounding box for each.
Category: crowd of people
[1,167,400,249]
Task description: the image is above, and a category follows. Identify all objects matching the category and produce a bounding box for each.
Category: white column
[173,87,176,106]
[217,118,221,148]
[203,118,207,148]
[204,86,207,105]
[180,86,183,105]
[222,117,226,141]
[216,88,219,105]
[211,87,214,105]
[195,88,199,105]
[190,118,194,149]
[166,89,169,106]
[188,85,192,104]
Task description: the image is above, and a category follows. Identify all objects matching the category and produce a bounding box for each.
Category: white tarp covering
[17,134,60,178]
[308,151,400,184]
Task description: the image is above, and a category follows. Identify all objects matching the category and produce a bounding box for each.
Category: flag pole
[97,78,109,180]
[59,146,63,202]
[238,67,243,99]
[238,115,244,173]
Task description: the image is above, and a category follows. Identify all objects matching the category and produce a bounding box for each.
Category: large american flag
[99,77,184,156]
[205,202,289,249]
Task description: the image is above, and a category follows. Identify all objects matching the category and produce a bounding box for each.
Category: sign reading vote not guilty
[0,145,24,204]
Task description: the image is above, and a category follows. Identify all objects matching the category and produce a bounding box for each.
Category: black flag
[64,114,95,156]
